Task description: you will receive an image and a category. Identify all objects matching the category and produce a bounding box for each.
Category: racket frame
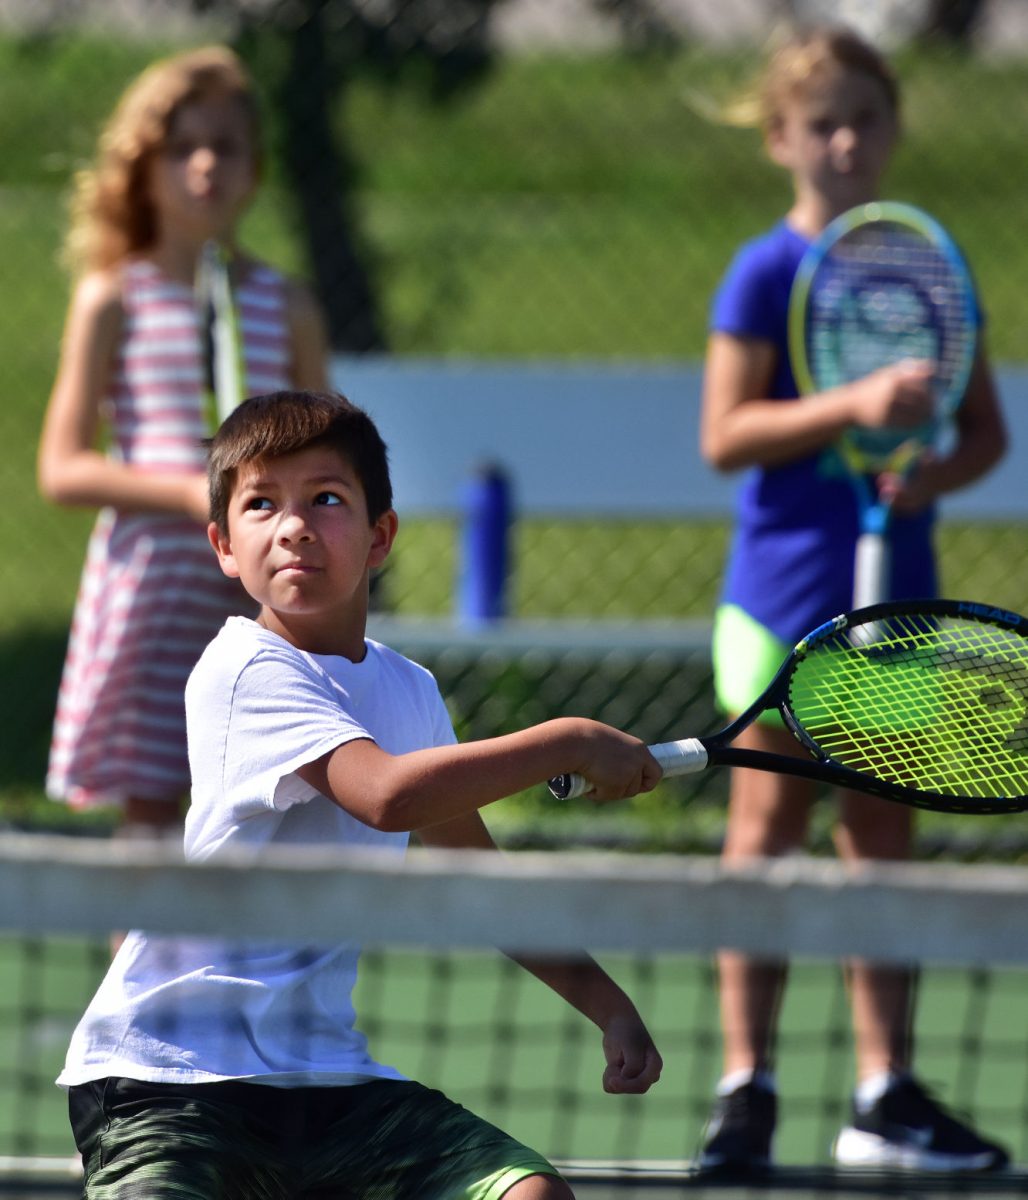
[788,202,978,607]
[550,600,1028,815]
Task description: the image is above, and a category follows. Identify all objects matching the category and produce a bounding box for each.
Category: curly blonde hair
[714,25,899,133]
[763,26,898,129]
[64,45,261,274]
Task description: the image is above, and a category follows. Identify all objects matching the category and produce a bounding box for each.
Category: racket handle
[548,738,708,800]
[853,531,890,608]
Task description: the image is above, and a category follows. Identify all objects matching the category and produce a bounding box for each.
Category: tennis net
[2,833,1027,1197]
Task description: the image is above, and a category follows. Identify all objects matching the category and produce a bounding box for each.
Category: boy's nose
[278,509,313,541]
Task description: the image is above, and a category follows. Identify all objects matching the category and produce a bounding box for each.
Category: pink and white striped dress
[47,257,294,809]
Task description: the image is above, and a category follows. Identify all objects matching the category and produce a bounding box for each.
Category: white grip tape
[553,738,708,799]
[853,531,889,609]
[649,738,709,775]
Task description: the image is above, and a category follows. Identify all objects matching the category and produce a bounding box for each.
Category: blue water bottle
[458,462,512,624]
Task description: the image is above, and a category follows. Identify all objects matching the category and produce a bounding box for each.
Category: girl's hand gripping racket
[549,599,1028,815]
[195,240,244,432]
[788,202,977,607]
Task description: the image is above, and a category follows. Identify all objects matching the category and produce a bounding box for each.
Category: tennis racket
[195,240,244,433]
[788,202,977,607]
[548,599,1028,815]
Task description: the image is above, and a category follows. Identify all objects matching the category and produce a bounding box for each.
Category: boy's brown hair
[207,391,393,533]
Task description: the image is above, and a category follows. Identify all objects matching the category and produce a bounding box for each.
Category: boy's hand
[569,722,663,803]
[600,1012,663,1095]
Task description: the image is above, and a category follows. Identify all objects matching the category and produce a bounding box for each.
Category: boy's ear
[208,521,241,578]
[368,509,399,570]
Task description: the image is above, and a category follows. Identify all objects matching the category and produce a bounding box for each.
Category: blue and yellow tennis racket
[789,202,977,607]
[549,599,1028,814]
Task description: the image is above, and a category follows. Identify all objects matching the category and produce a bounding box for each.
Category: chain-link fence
[3,0,1027,845]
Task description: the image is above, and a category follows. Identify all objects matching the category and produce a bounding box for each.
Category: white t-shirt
[58,617,456,1088]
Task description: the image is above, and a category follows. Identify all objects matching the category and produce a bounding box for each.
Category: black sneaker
[698,1080,776,1172]
[833,1075,1009,1172]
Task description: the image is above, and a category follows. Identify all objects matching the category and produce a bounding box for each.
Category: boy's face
[209,444,396,653]
[767,66,897,212]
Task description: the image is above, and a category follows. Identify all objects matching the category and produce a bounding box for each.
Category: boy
[59,390,664,1200]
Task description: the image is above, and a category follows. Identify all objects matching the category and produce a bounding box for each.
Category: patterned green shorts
[69,1076,561,1199]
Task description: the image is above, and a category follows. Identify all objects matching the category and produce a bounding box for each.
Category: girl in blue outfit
[698,25,1007,1174]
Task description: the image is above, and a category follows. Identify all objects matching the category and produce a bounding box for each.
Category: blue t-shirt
[710,220,937,643]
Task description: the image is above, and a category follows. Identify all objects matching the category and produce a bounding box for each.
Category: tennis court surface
[2,835,1026,1196]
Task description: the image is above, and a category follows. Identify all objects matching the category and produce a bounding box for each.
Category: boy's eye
[314,492,342,506]
[245,496,273,512]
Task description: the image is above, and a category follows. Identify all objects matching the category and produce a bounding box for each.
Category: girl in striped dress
[38,46,329,834]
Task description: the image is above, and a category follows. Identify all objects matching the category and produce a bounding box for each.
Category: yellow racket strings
[788,614,1028,801]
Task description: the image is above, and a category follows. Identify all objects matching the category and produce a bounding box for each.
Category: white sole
[833,1127,1002,1172]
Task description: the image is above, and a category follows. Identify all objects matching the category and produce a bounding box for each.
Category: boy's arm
[294,716,661,833]
[507,951,663,1095]
[417,813,663,1096]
